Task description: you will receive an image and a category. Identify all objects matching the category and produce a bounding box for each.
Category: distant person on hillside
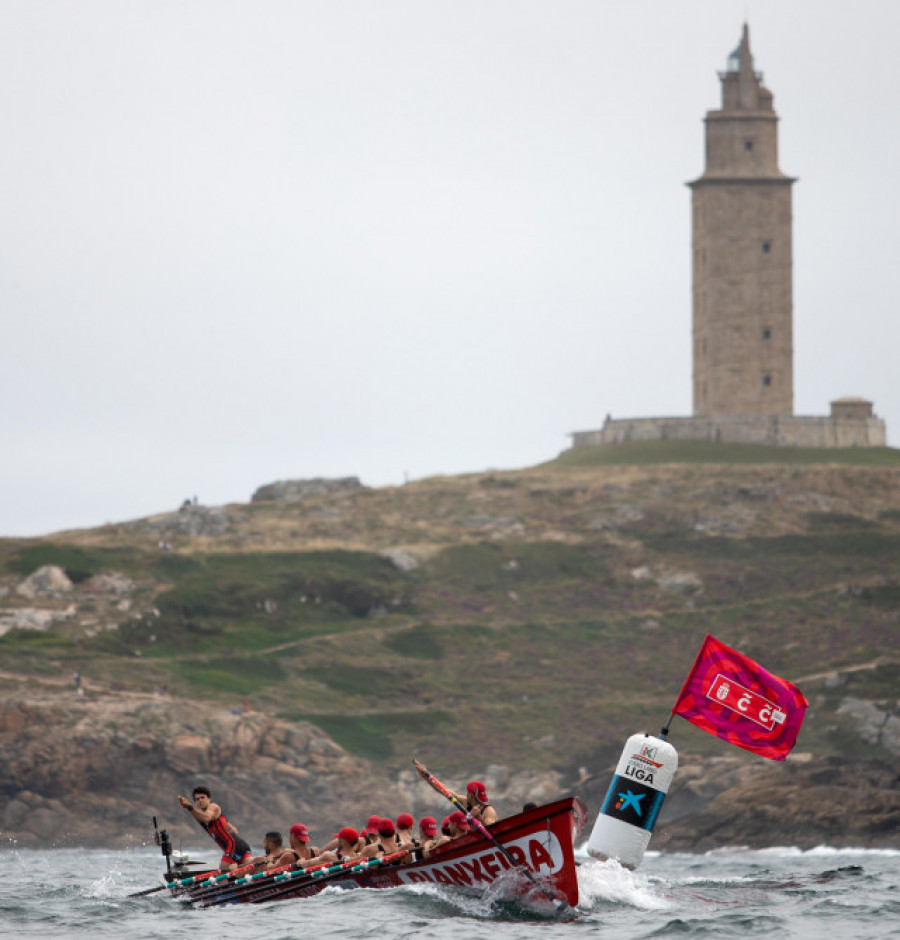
[178,786,253,871]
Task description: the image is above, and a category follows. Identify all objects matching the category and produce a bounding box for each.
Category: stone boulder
[16,566,73,598]
[381,548,419,572]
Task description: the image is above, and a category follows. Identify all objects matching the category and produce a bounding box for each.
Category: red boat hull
[230,796,587,909]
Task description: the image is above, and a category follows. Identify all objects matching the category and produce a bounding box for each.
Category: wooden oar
[127,882,172,899]
[238,849,411,906]
[185,857,306,904]
[180,858,283,895]
[197,850,409,907]
[413,758,570,914]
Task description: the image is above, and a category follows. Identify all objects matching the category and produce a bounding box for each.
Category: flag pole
[661,632,712,740]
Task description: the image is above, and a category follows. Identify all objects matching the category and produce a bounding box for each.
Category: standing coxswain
[177,786,254,871]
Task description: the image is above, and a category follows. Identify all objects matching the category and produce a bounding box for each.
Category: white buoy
[587,731,678,870]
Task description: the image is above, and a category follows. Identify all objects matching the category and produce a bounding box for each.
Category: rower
[250,831,288,871]
[418,816,439,857]
[287,823,319,864]
[177,786,253,871]
[396,813,416,848]
[432,811,471,850]
[461,780,498,825]
[320,816,373,856]
[361,818,407,859]
[364,814,382,845]
[446,811,473,840]
[299,826,362,869]
[333,826,363,863]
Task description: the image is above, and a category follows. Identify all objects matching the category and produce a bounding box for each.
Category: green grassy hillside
[1,442,898,779]
[552,441,900,467]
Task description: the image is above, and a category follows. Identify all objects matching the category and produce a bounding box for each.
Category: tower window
[745,140,753,151]
[763,375,772,387]
[762,241,771,253]
[762,328,771,340]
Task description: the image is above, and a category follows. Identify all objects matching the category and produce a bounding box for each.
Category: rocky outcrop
[573,751,900,851]
[251,478,364,503]
[0,566,134,638]
[837,698,900,754]
[79,572,134,595]
[144,505,238,538]
[1,678,897,851]
[654,754,900,850]
[0,605,76,637]
[0,690,405,849]
[0,682,576,853]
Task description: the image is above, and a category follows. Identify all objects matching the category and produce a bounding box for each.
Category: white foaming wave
[801,845,900,858]
[401,881,447,900]
[575,840,662,862]
[642,844,900,862]
[577,858,672,912]
[86,865,126,899]
[678,874,759,885]
[702,845,900,860]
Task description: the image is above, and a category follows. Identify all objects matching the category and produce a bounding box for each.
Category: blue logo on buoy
[615,790,645,816]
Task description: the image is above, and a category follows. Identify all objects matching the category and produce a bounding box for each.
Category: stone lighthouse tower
[567,26,887,452]
[690,25,795,416]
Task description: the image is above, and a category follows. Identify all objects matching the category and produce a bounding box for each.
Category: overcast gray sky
[2,0,897,537]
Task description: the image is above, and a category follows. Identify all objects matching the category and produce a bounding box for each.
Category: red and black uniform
[201,811,253,867]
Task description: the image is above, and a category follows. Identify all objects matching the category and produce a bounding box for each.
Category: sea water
[0,844,896,939]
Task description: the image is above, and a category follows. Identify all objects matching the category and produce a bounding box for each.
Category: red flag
[672,634,808,761]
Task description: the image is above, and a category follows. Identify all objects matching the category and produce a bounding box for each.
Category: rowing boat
[157,796,587,911]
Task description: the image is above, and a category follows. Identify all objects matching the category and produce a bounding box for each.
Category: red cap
[467,780,489,803]
[420,816,438,837]
[334,826,359,845]
[289,823,310,842]
[448,810,472,831]
[377,817,396,836]
[397,813,414,829]
[366,814,381,830]
[441,816,452,833]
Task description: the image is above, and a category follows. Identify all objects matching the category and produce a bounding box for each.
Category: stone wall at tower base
[570,414,887,450]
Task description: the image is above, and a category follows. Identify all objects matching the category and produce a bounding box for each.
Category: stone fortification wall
[570,414,886,450]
